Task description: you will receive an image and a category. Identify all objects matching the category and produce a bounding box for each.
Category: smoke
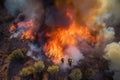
[10,28,25,39]
[5,0,26,16]
[100,1,120,80]
[55,0,108,27]
[65,46,84,64]
[108,0,120,19]
[103,27,115,42]
[60,46,84,69]
[104,42,120,80]
[99,0,120,26]
[5,0,44,31]
[27,44,42,61]
[5,0,119,73]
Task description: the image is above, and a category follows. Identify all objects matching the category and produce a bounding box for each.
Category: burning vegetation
[43,21,100,64]
[9,19,35,40]
[1,0,120,80]
[9,5,101,64]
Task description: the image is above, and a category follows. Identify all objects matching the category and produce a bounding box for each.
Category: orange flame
[9,20,35,40]
[44,11,100,64]
[9,10,100,64]
[21,29,34,40]
[9,24,16,32]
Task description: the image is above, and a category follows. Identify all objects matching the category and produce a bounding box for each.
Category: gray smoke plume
[103,27,115,42]
[108,0,120,19]
[102,0,120,26]
[5,0,44,30]
[102,1,120,79]
[5,0,26,16]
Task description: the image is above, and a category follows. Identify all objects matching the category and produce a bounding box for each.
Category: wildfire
[21,29,34,40]
[44,39,63,63]
[9,24,16,32]
[9,20,35,40]
[9,10,100,64]
[44,21,100,64]
[43,10,100,64]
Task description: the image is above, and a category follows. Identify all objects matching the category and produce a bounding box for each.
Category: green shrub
[34,61,45,73]
[20,66,35,77]
[69,68,82,80]
[47,65,59,75]
[8,49,24,62]
[85,68,94,80]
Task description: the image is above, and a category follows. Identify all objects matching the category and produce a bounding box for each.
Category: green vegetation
[20,61,45,79]
[69,68,82,80]
[47,65,59,75]
[34,61,45,73]
[20,66,35,77]
[85,68,94,80]
[8,49,24,62]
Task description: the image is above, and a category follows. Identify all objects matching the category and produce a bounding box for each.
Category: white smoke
[60,46,84,69]
[103,27,115,42]
[104,2,120,79]
[96,13,115,43]
[104,42,120,80]
[27,44,42,61]
[10,28,25,39]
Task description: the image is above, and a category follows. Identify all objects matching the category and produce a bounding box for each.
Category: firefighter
[61,58,64,63]
[68,58,73,67]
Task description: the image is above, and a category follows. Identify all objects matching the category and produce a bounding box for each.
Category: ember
[9,24,16,32]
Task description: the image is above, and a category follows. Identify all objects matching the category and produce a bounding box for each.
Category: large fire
[42,10,100,64]
[44,21,100,64]
[9,11,100,64]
